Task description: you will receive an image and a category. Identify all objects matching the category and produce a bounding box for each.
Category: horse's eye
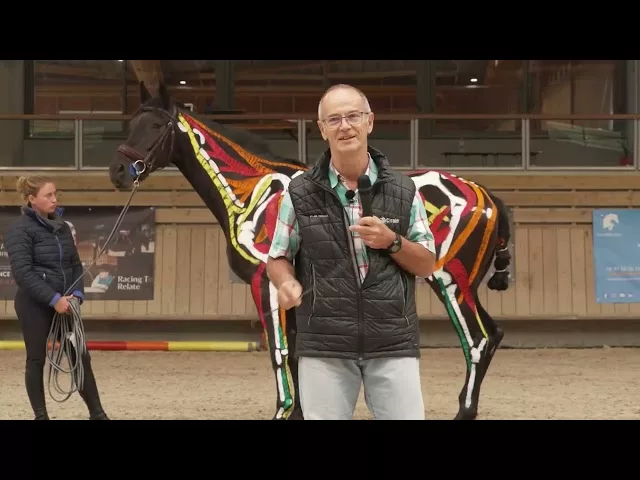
[153,123,163,129]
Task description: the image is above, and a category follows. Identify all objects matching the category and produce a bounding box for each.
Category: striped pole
[0,340,262,352]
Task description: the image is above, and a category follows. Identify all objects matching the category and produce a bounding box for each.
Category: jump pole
[0,340,262,352]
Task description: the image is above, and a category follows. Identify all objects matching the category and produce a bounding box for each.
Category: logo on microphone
[380,217,400,224]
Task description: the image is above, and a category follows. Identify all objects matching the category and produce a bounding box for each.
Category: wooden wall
[1,172,639,321]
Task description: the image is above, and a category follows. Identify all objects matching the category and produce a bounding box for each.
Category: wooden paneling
[2,172,639,321]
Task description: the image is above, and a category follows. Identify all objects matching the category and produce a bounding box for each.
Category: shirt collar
[329,152,378,189]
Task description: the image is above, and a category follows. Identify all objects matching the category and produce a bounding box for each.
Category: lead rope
[45,172,143,403]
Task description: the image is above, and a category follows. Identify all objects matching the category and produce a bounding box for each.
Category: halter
[116,104,178,185]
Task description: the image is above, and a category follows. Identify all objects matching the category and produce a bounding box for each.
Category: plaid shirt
[268,154,436,282]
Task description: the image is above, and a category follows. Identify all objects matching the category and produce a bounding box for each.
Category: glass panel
[307,119,412,168]
[530,117,633,168]
[431,60,526,135]
[416,118,522,168]
[232,60,417,116]
[526,60,631,167]
[153,60,216,114]
[527,60,627,117]
[0,119,75,167]
[33,60,127,131]
[81,119,127,168]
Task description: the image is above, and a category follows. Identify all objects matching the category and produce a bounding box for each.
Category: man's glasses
[322,111,370,129]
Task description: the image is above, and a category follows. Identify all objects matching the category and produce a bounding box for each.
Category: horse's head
[110,81,179,189]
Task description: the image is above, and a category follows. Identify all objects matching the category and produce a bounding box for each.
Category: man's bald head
[317,84,372,119]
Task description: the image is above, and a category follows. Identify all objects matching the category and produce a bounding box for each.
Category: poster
[0,206,156,301]
[592,209,640,303]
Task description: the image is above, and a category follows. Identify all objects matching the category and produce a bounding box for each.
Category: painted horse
[109,81,512,420]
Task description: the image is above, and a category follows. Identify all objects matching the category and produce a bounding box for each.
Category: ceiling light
[117,60,124,62]
[470,77,478,83]
[179,80,186,85]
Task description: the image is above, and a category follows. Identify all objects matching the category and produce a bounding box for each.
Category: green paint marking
[276,325,293,410]
[437,278,472,369]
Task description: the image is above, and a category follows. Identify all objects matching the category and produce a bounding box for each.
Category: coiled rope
[46,296,87,402]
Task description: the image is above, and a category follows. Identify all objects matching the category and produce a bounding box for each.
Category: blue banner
[593,209,640,303]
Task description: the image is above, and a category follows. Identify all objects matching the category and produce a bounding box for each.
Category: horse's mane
[163,98,310,171]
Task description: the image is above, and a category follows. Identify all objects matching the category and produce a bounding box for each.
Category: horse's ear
[158,81,171,110]
[140,81,152,104]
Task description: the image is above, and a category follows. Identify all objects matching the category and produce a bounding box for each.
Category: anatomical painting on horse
[0,348,638,420]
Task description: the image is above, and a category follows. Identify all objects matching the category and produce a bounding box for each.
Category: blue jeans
[298,356,425,420]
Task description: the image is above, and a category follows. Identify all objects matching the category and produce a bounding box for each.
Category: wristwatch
[385,233,402,254]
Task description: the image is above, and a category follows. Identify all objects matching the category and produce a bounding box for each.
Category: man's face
[318,88,374,155]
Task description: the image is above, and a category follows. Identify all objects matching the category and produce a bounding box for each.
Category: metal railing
[0,113,638,172]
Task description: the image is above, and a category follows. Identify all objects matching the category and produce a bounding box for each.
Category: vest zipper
[401,273,410,327]
[307,176,390,361]
[341,208,364,359]
[308,264,317,327]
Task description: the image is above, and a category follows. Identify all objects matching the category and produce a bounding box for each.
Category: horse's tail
[485,189,512,291]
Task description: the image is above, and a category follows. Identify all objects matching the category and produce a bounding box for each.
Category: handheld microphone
[357,175,373,218]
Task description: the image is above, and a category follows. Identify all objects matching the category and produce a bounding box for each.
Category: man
[266,84,436,420]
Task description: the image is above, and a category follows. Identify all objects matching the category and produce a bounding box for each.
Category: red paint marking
[446,258,476,310]
[183,115,261,177]
[251,263,268,330]
[429,206,452,247]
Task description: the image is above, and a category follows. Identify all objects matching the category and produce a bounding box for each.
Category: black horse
[108,81,512,420]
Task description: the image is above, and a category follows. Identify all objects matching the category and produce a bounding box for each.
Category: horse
[108,81,512,420]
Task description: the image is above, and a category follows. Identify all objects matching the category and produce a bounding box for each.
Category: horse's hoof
[271,408,304,420]
[454,408,477,420]
[287,409,305,420]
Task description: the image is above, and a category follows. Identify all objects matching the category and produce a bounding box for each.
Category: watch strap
[386,233,402,254]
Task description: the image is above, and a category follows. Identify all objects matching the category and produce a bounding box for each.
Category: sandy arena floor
[1,348,638,420]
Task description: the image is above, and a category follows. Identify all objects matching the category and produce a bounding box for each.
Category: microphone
[357,174,373,218]
[345,190,356,202]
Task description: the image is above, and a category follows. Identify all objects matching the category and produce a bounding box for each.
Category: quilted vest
[288,147,421,360]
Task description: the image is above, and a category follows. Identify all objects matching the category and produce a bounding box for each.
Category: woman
[5,175,109,420]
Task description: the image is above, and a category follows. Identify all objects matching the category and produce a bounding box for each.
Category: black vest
[288,147,421,360]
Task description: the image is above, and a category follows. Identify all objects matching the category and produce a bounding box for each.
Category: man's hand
[277,278,303,310]
[349,216,396,249]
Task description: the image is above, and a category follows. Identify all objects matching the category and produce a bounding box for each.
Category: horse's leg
[283,306,304,420]
[251,264,296,420]
[430,260,502,420]
[475,299,504,384]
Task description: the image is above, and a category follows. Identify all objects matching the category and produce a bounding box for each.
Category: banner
[0,206,156,301]
[592,209,640,303]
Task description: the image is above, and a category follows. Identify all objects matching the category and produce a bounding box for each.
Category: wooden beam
[0,173,192,191]
[2,189,636,209]
[0,191,205,207]
[2,173,640,193]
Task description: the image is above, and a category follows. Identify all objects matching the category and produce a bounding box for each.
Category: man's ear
[317,121,328,141]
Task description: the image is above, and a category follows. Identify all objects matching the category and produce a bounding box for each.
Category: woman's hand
[53,296,71,314]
